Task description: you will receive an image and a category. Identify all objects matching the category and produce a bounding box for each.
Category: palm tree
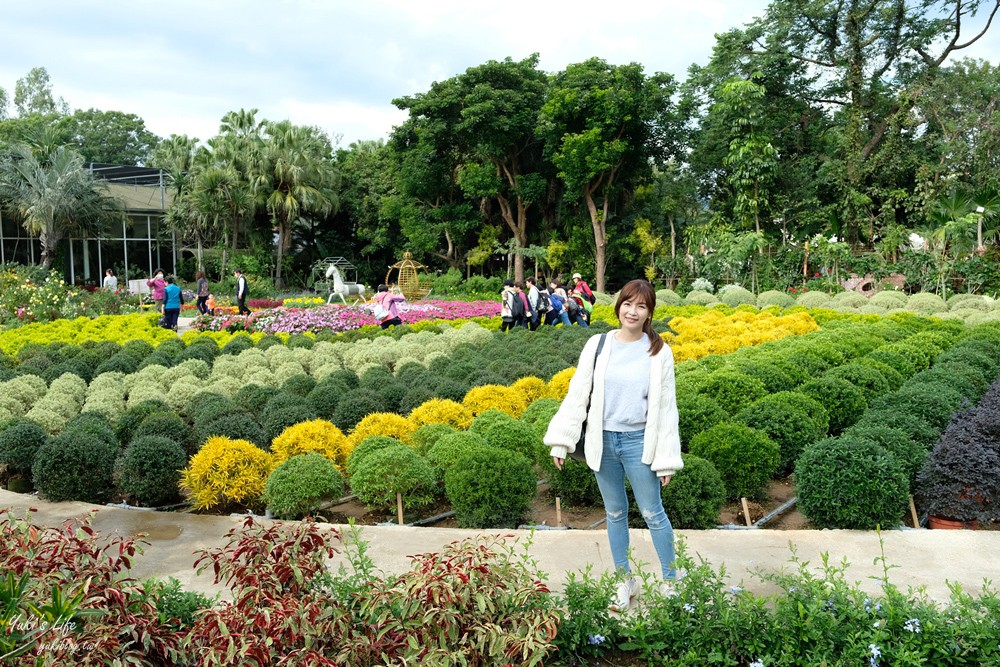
[258,121,337,287]
[0,144,123,268]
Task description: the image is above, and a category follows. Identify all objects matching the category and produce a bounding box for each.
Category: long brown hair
[614,279,663,356]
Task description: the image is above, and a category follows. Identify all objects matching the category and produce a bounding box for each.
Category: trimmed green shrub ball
[825,362,890,404]
[219,334,254,356]
[734,361,797,394]
[480,420,544,465]
[688,422,780,500]
[262,403,318,447]
[281,374,317,398]
[33,431,117,502]
[698,372,766,414]
[854,358,905,391]
[263,453,345,519]
[233,384,278,415]
[796,292,832,308]
[196,413,266,450]
[469,409,517,436]
[410,423,456,456]
[906,292,947,315]
[306,380,347,421]
[64,412,117,449]
[188,394,237,427]
[796,436,908,529]
[445,447,537,529]
[520,398,561,438]
[865,349,916,379]
[331,389,383,432]
[869,382,963,431]
[254,335,284,350]
[677,393,728,448]
[426,431,489,481]
[399,386,436,415]
[347,435,407,481]
[842,423,927,487]
[735,396,825,476]
[757,290,795,309]
[628,453,725,530]
[870,291,907,309]
[656,289,681,307]
[115,399,171,446]
[114,436,187,506]
[350,445,437,513]
[286,334,314,350]
[542,455,602,507]
[135,413,198,455]
[684,290,719,306]
[798,377,867,435]
[0,419,48,475]
[718,286,756,308]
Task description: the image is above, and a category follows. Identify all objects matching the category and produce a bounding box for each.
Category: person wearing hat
[571,272,596,305]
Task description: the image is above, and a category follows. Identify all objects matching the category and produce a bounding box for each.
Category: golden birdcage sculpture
[386,251,432,301]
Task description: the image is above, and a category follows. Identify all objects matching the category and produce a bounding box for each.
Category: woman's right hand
[552,456,564,471]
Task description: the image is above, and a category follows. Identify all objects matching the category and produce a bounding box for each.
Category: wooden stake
[396,493,404,526]
[908,495,920,528]
[740,497,753,527]
[555,497,562,527]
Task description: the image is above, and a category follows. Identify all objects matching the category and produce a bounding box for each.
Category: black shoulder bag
[570,332,608,462]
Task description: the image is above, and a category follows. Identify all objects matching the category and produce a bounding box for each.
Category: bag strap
[582,332,608,415]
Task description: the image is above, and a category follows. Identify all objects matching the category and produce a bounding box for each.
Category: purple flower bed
[192,300,501,334]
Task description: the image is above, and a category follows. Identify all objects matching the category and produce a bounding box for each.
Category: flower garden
[3,289,1000,665]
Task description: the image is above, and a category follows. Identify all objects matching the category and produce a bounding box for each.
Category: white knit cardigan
[544,331,684,477]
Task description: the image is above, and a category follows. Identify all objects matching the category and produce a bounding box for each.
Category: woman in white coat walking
[544,279,683,611]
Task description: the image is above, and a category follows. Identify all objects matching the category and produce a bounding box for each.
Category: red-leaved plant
[0,509,180,666]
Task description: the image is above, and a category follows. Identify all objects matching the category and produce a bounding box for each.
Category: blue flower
[903,618,921,633]
[587,634,606,646]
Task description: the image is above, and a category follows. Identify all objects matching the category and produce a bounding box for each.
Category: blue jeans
[594,430,676,579]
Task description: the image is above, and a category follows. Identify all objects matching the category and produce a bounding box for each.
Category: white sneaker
[610,577,639,612]
[659,579,679,598]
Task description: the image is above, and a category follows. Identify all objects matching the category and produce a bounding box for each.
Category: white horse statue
[326,264,366,305]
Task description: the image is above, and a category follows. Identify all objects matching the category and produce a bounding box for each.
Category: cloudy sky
[2,1,998,148]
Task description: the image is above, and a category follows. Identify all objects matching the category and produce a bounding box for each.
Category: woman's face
[618,296,649,334]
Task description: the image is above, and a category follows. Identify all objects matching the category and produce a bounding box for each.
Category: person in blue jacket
[162,276,183,330]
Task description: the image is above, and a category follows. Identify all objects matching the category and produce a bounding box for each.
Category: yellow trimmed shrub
[463,384,529,418]
[347,412,418,449]
[271,419,349,471]
[179,436,274,510]
[545,368,577,400]
[510,376,547,404]
[407,398,474,430]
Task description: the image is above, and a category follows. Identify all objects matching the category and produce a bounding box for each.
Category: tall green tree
[13,67,68,117]
[258,120,338,287]
[0,144,124,268]
[539,58,682,291]
[718,77,779,237]
[747,0,1000,244]
[393,55,548,283]
[56,109,160,165]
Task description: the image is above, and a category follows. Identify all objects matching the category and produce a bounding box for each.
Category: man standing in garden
[234,269,250,315]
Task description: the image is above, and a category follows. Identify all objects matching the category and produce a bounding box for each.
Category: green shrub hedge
[445,447,537,528]
[689,422,779,500]
[263,453,345,519]
[796,435,908,529]
[115,436,187,506]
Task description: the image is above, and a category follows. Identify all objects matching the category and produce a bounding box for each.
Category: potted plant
[915,411,1000,528]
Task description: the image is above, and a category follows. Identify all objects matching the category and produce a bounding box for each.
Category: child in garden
[545,278,683,612]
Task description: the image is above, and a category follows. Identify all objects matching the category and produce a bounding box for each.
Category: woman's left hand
[660,475,672,487]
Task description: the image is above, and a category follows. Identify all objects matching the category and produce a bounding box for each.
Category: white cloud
[1,0,997,148]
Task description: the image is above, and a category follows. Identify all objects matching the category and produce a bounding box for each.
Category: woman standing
[102,269,118,292]
[161,276,182,330]
[544,279,682,612]
[195,271,210,315]
[147,269,166,313]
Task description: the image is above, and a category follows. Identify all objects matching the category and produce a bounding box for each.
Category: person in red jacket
[571,272,595,304]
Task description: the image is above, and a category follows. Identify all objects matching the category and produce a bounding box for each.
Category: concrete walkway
[3,489,998,601]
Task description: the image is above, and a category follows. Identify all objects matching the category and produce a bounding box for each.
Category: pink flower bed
[192,300,500,334]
